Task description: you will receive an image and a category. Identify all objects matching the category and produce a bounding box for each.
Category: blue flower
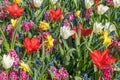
[117,64,120,68]
[49,61,54,66]
[15,46,20,53]
[36,58,41,65]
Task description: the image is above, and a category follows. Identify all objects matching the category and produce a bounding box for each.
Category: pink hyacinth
[63,19,70,27]
[9,71,18,80]
[50,66,69,80]
[105,0,114,6]
[84,7,93,19]
[102,66,114,80]
[22,20,34,32]
[9,29,19,41]
[8,49,19,67]
[20,70,30,80]
[0,71,7,80]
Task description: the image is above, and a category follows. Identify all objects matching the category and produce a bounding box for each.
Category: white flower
[97,4,109,15]
[50,0,58,4]
[113,0,120,8]
[104,22,116,32]
[85,0,94,9]
[93,22,104,34]
[1,54,14,69]
[60,26,75,39]
[33,0,43,8]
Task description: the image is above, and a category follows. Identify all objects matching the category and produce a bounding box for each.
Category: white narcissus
[97,4,109,15]
[113,0,120,8]
[104,22,116,32]
[1,54,14,69]
[33,0,43,8]
[85,0,94,9]
[93,22,104,34]
[60,26,75,39]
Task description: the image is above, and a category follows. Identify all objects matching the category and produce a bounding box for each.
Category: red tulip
[6,3,24,17]
[72,24,92,39]
[90,48,117,69]
[48,8,64,21]
[23,37,42,54]
[79,24,92,37]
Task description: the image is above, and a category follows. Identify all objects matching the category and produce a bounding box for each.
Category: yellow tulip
[45,35,54,49]
[19,61,30,72]
[11,19,18,28]
[14,0,21,4]
[75,10,80,17]
[39,21,49,30]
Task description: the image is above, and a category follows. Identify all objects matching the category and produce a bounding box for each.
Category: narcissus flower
[11,19,18,28]
[100,31,112,46]
[48,8,64,21]
[39,21,49,30]
[23,37,42,53]
[60,26,75,39]
[19,61,30,72]
[1,54,14,69]
[97,4,109,15]
[90,48,117,69]
[6,3,24,17]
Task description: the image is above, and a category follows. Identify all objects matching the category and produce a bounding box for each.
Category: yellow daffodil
[39,21,49,30]
[75,10,80,17]
[45,35,54,49]
[11,19,18,28]
[100,31,112,46]
[14,0,21,4]
[19,61,30,72]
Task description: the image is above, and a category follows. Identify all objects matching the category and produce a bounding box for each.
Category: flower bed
[0,0,120,80]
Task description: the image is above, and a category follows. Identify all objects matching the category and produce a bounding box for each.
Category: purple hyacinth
[84,7,93,19]
[22,20,34,31]
[9,71,18,80]
[0,71,7,80]
[8,49,20,67]
[20,70,30,80]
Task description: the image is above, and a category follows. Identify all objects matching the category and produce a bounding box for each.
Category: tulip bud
[33,0,43,8]
[113,0,120,8]
[1,54,14,69]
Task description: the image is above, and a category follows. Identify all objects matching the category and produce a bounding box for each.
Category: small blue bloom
[49,61,54,66]
[117,64,120,68]
[110,31,115,36]
[36,58,41,65]
[15,46,20,54]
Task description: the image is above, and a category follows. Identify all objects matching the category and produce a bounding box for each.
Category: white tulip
[33,0,43,8]
[60,26,75,39]
[93,22,104,34]
[50,0,58,4]
[1,54,14,69]
[97,4,109,15]
[85,0,94,9]
[104,22,116,32]
[113,0,120,8]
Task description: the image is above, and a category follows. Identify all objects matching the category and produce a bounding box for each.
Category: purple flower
[63,19,70,27]
[68,12,75,21]
[29,0,34,9]
[20,70,30,80]
[0,71,7,80]
[105,0,114,6]
[84,7,93,19]
[9,71,18,80]
[8,49,20,67]
[22,20,34,31]
[9,29,19,41]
